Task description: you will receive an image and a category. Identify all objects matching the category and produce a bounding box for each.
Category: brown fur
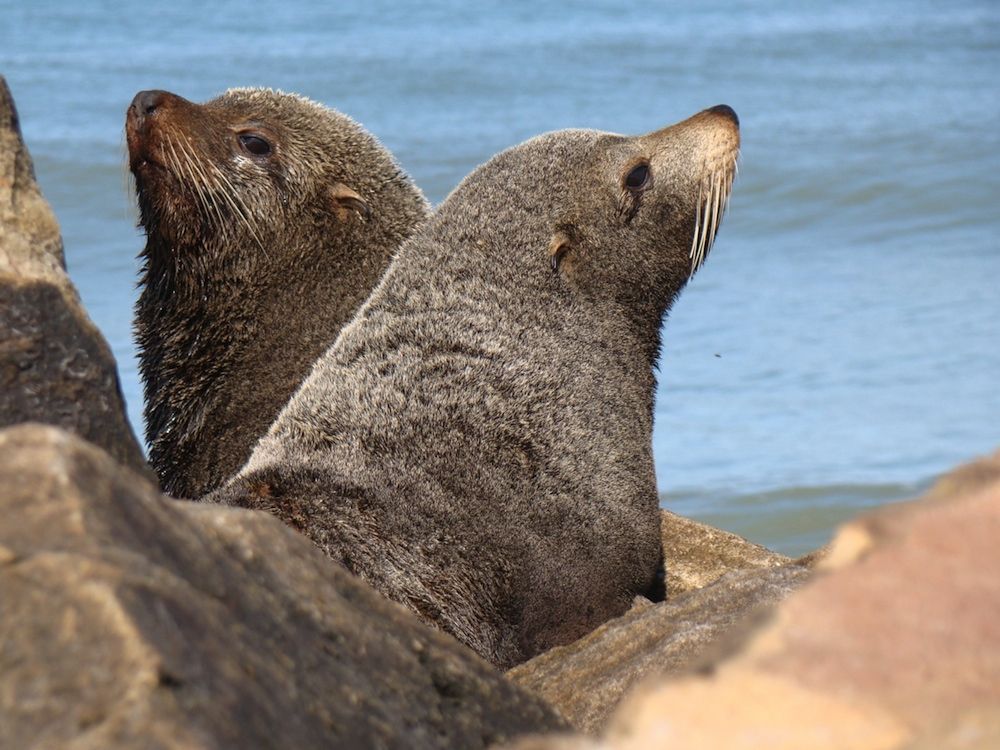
[210,106,740,668]
[127,88,428,498]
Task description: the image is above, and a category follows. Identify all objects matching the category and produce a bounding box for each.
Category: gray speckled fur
[210,109,740,669]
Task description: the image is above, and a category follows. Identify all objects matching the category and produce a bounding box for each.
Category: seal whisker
[696,162,738,277]
[706,175,718,251]
[713,172,725,245]
[196,152,253,245]
[722,171,734,221]
[207,158,269,257]
[120,133,139,229]
[175,137,229,239]
[708,172,722,248]
[164,135,208,225]
[695,181,715,271]
[694,180,711,274]
[698,186,710,271]
[168,135,223,278]
[167,135,213,226]
[689,184,703,270]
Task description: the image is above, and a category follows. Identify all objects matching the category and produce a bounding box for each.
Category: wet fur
[131,88,428,499]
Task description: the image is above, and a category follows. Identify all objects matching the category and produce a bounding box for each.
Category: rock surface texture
[0,75,149,477]
[504,451,1000,749]
[659,509,792,597]
[0,424,566,750]
[509,563,810,733]
[507,510,807,734]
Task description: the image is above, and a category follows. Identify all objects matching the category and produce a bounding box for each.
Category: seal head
[127,88,428,498]
[213,105,739,668]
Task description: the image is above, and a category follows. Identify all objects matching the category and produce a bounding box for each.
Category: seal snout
[126,90,181,173]
[705,104,739,127]
[130,90,171,123]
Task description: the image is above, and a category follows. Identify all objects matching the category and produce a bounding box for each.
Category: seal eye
[239,134,272,157]
[624,163,650,191]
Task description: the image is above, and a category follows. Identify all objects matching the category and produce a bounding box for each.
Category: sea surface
[2,1,998,555]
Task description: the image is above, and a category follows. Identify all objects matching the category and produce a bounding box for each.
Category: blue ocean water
[2,1,998,555]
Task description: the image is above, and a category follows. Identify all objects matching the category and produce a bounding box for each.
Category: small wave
[659,478,933,557]
[662,478,928,512]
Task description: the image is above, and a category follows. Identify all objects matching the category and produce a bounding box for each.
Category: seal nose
[705,104,739,127]
[130,90,171,123]
[705,104,740,127]
[126,90,178,167]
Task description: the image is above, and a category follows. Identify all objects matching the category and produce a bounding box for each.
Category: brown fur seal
[127,88,428,499]
[210,105,740,668]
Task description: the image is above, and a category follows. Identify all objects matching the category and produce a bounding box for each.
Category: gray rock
[0,424,566,750]
[508,563,810,733]
[0,75,149,478]
[660,509,791,598]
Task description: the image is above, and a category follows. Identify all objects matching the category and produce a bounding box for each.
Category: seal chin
[130,154,161,177]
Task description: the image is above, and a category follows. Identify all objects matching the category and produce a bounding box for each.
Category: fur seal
[127,88,428,499]
[211,105,740,668]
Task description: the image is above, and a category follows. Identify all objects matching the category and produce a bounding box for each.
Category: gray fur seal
[210,105,740,668]
[127,88,428,499]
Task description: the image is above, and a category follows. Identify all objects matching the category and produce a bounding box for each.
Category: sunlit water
[3,0,997,555]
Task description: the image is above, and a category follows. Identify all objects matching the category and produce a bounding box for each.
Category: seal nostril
[131,90,170,120]
[706,104,739,126]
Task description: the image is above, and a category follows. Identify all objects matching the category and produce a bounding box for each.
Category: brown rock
[792,542,831,569]
[503,450,1000,749]
[660,508,792,597]
[922,448,1000,502]
[0,424,566,750]
[507,511,810,734]
[508,563,810,733]
[0,75,149,477]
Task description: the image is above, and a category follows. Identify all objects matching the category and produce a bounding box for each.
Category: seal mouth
[130,153,165,175]
[126,124,171,178]
[688,151,739,277]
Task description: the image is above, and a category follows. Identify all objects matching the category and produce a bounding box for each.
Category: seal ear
[548,230,573,274]
[330,183,371,222]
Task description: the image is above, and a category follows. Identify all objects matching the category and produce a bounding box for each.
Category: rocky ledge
[504,509,824,734]
[504,451,1000,749]
[508,561,810,734]
[0,424,566,750]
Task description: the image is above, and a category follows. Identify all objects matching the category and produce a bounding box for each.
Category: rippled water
[3,1,997,555]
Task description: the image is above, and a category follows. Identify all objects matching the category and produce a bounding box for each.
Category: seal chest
[212,105,740,669]
[127,87,429,499]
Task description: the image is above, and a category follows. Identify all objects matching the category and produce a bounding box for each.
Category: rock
[0,424,566,750]
[921,448,1000,502]
[660,509,792,598]
[792,542,831,569]
[0,75,149,478]
[502,450,1000,749]
[508,563,810,733]
[506,511,812,733]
